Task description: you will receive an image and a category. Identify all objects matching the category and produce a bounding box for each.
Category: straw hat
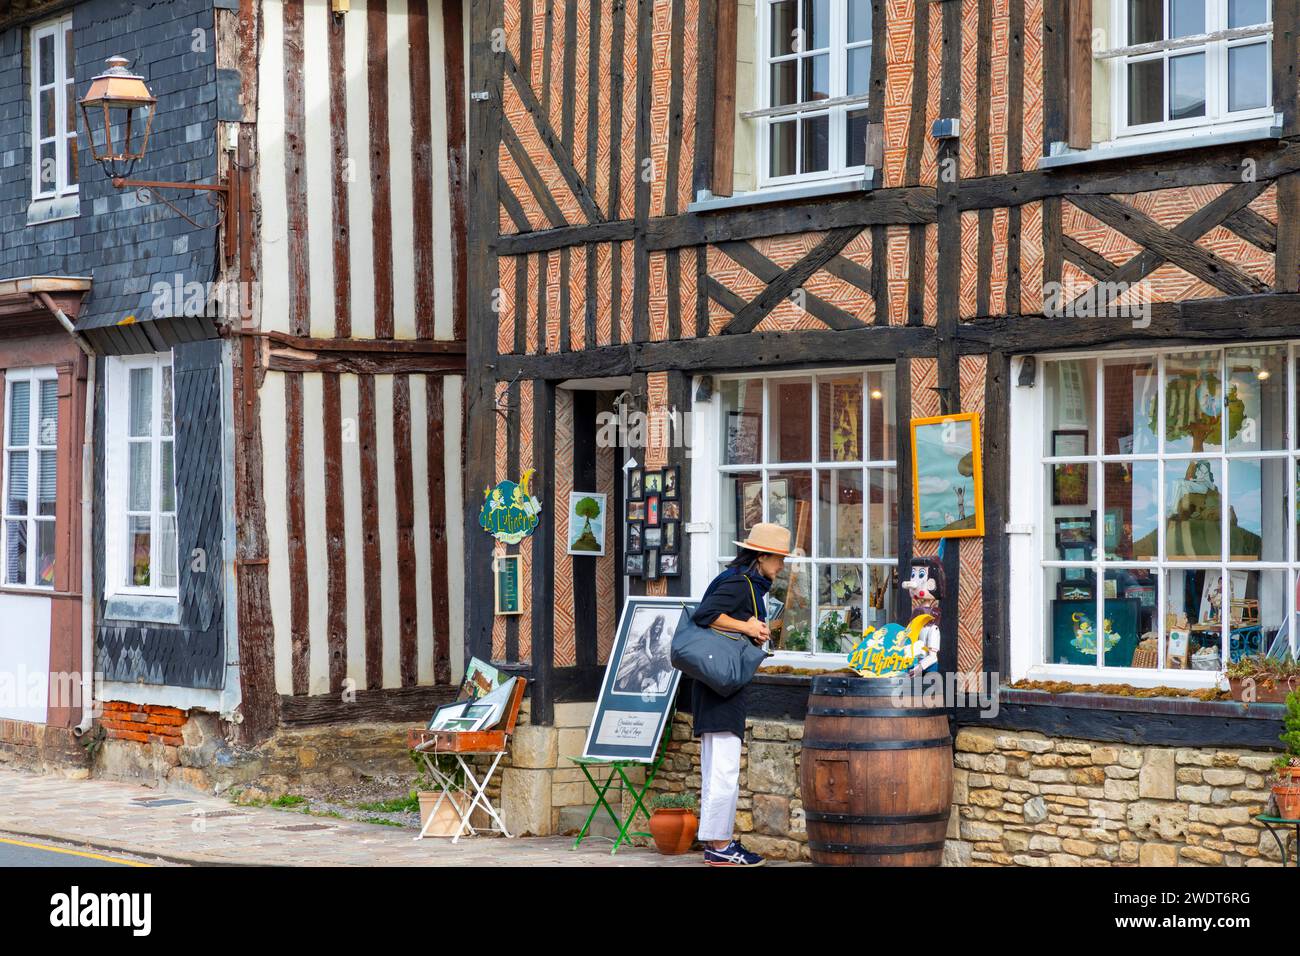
[733,522,792,556]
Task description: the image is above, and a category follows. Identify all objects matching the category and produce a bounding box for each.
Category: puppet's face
[903,563,937,601]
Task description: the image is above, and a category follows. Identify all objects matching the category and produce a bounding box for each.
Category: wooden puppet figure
[902,556,945,674]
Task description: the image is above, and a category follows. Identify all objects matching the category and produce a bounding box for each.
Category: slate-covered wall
[0,0,218,351]
[93,339,227,689]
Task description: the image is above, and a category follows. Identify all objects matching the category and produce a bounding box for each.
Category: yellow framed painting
[910,412,985,540]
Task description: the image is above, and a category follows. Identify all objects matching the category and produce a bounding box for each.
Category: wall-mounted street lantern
[80,56,240,261]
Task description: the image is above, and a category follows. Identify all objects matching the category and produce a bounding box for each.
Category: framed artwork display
[627,520,644,554]
[644,526,662,550]
[662,520,678,554]
[662,465,681,499]
[659,553,680,576]
[644,471,664,495]
[625,552,645,576]
[646,494,661,527]
[493,555,522,616]
[566,492,608,556]
[626,500,646,521]
[1054,515,1095,549]
[1051,430,1090,506]
[911,413,985,539]
[628,467,644,501]
[726,411,760,464]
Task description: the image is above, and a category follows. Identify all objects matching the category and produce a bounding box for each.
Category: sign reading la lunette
[479,469,542,544]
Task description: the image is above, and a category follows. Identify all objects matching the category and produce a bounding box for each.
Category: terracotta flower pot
[1228,675,1300,703]
[649,808,699,854]
[1274,767,1300,820]
[418,791,471,837]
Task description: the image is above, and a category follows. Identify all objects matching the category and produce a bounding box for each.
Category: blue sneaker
[703,840,765,867]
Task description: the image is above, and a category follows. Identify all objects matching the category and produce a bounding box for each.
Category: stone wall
[947,727,1295,867]
[0,718,91,776]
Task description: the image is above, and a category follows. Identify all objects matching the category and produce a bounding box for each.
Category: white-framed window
[105,353,178,598]
[2,368,60,589]
[1109,0,1273,142]
[700,367,898,661]
[31,16,78,200]
[1009,342,1300,686]
[752,0,872,187]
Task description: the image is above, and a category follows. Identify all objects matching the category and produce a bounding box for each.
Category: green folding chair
[568,722,672,854]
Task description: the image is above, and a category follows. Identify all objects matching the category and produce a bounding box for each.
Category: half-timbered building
[467,0,1300,861]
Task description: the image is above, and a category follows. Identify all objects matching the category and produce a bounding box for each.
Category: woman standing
[691,522,790,867]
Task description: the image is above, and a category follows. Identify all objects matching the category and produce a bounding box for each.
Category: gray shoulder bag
[670,575,769,697]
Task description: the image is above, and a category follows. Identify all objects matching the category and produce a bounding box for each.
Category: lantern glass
[79,57,156,174]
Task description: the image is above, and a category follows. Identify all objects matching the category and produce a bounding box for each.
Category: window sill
[687,171,875,214]
[1022,663,1218,691]
[1037,120,1282,171]
[27,193,79,225]
[104,594,181,625]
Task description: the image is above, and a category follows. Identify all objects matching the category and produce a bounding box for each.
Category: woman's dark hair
[727,548,764,570]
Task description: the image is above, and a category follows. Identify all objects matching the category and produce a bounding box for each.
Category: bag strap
[709,573,762,641]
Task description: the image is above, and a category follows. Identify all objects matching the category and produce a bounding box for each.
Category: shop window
[105,353,178,598]
[1026,343,1299,680]
[2,369,59,589]
[714,367,897,658]
[30,17,78,200]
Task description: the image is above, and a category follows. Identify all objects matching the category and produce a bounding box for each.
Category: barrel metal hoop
[805,810,951,825]
[800,737,952,751]
[810,840,947,855]
[806,706,943,718]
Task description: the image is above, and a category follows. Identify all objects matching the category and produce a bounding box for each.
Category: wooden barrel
[799,675,952,866]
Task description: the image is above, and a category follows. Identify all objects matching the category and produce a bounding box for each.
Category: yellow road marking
[0,835,151,867]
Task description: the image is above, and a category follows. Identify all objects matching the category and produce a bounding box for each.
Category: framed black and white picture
[625,552,645,576]
[662,464,680,499]
[659,552,680,577]
[662,520,678,554]
[645,549,659,580]
[643,526,662,550]
[628,467,644,501]
[627,520,644,554]
[582,597,694,761]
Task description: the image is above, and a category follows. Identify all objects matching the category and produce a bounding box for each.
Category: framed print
[643,526,662,550]
[1103,508,1122,552]
[626,520,644,554]
[738,479,764,535]
[626,500,646,521]
[625,552,645,576]
[643,470,664,495]
[567,492,608,556]
[1050,598,1140,667]
[1051,430,1090,506]
[1056,581,1094,601]
[646,493,661,527]
[493,554,523,616]
[662,520,678,554]
[662,500,682,521]
[645,549,659,580]
[659,552,681,576]
[1052,429,1088,457]
[910,412,985,539]
[1054,516,1095,549]
[725,410,760,465]
[1060,545,1090,580]
[662,465,681,499]
[583,597,693,761]
[628,467,644,501]
[767,478,791,530]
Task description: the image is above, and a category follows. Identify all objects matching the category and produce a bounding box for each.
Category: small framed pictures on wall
[645,549,660,580]
[624,465,683,581]
[644,527,662,550]
[644,471,663,495]
[627,520,644,554]
[628,467,644,501]
[662,465,680,499]
[627,500,646,522]
[646,494,661,527]
[662,520,678,554]
[625,552,645,576]
[659,552,680,577]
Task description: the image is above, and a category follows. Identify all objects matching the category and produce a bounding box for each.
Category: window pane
[723,472,763,546]
[1168,52,1206,120]
[1229,0,1269,27]
[865,564,895,629]
[846,108,869,167]
[5,520,27,585]
[40,88,56,139]
[802,54,829,103]
[1227,345,1286,450]
[36,520,55,586]
[770,120,796,177]
[1044,358,1096,456]
[767,469,814,553]
[1228,43,1269,112]
[772,561,813,651]
[1165,458,1222,560]
[1228,458,1283,561]
[817,469,863,558]
[801,113,829,172]
[161,365,174,437]
[1164,351,1222,452]
[1229,570,1282,663]
[771,61,798,107]
[720,379,763,465]
[866,469,897,558]
[1046,462,1097,560]
[818,374,862,462]
[817,564,863,655]
[38,141,56,192]
[1102,357,1158,455]
[160,440,175,513]
[8,380,30,445]
[768,377,812,462]
[129,442,151,512]
[1128,0,1163,44]
[771,0,796,55]
[38,450,56,517]
[867,369,895,461]
[1127,58,1164,125]
[7,451,28,515]
[129,367,153,437]
[128,515,151,587]
[847,46,871,96]
[66,130,78,186]
[847,0,872,42]
[803,0,829,50]
[38,379,58,446]
[64,25,74,81]
[1168,0,1205,38]
[1104,460,1159,561]
[158,514,178,591]
[38,33,55,85]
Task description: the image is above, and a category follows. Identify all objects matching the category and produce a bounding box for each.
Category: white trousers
[698,732,743,841]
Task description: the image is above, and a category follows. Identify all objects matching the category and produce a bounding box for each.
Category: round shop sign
[479,468,542,544]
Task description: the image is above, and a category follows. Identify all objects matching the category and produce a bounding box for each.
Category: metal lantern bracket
[112,177,232,231]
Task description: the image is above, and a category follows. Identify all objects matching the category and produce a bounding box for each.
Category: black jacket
[689,565,770,738]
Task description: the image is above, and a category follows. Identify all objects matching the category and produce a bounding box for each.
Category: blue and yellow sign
[847,614,933,678]
[480,469,542,544]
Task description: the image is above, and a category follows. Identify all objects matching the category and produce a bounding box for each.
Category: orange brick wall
[100,701,188,747]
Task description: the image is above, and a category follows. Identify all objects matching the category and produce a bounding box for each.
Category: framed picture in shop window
[1051,430,1090,506]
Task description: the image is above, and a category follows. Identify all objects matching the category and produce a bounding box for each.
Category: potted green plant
[648,792,699,855]
[1226,655,1300,703]
[411,750,475,837]
[1271,690,1300,820]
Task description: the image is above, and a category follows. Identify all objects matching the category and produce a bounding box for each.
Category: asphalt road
[0,835,158,867]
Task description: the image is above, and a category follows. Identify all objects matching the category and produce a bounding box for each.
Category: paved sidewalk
[0,768,702,867]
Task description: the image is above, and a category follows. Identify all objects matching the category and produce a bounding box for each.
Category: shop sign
[493,555,522,616]
[479,469,542,544]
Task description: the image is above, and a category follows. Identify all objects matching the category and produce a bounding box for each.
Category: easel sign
[494,554,522,616]
[582,596,694,762]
